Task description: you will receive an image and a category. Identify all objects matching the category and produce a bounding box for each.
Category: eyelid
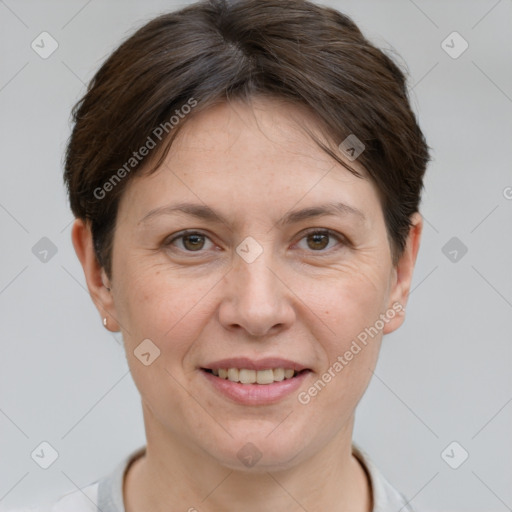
[298,227,345,240]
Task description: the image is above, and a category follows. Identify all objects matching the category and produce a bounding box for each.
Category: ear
[382,212,423,335]
[71,218,120,331]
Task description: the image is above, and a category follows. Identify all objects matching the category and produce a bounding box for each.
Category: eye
[166,231,215,252]
[165,228,346,255]
[295,229,345,253]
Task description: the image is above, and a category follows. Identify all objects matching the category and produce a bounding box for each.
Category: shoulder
[352,443,415,512]
[6,481,100,512]
[7,445,146,512]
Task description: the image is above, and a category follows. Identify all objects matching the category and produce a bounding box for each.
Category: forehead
[168,96,348,169]
[118,97,381,227]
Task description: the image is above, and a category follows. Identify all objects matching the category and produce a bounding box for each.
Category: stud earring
[103,317,108,328]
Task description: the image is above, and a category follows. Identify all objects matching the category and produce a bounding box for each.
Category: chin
[201,425,313,472]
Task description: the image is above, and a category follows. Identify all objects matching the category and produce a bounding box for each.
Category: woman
[14,0,429,510]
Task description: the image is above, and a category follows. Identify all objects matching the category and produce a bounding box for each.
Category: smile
[203,367,308,384]
[200,366,311,405]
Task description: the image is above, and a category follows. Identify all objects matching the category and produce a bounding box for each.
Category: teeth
[284,369,294,379]
[256,369,274,384]
[239,369,256,384]
[211,367,300,384]
[227,368,239,381]
[273,368,285,381]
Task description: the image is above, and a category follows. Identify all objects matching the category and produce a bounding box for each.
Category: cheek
[115,267,216,424]
[309,260,390,343]
[116,262,219,353]
[335,275,388,337]
[297,296,383,430]
[304,265,388,393]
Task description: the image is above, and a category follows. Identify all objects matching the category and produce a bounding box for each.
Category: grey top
[13,443,414,511]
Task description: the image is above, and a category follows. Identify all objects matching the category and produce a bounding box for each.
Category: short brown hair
[64,0,430,279]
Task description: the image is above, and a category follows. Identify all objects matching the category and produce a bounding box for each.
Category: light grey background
[1,1,511,511]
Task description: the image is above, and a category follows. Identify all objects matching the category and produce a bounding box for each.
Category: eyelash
[165,228,347,255]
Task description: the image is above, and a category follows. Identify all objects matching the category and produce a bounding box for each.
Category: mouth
[199,358,312,405]
[201,367,311,384]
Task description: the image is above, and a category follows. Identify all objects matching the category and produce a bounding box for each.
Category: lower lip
[200,369,311,405]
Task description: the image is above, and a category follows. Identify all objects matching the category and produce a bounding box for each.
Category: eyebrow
[138,201,366,227]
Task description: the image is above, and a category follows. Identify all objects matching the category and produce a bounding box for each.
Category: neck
[124,406,372,512]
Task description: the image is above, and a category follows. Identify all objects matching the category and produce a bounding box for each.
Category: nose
[218,249,296,338]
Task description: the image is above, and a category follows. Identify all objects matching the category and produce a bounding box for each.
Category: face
[75,96,421,472]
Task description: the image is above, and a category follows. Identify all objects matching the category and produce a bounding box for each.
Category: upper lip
[201,357,310,372]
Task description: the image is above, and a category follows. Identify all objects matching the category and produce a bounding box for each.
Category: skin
[72,96,422,512]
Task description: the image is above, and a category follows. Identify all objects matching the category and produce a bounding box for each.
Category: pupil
[309,233,328,250]
[184,234,204,251]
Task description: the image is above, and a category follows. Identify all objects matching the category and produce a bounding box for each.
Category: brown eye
[307,232,329,250]
[167,231,213,252]
[182,234,206,251]
[296,229,344,253]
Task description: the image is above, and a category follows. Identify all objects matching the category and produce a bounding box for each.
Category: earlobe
[382,212,423,335]
[71,219,120,332]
